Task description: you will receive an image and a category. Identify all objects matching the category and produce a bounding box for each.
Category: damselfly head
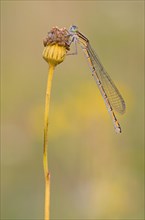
[69,25,78,34]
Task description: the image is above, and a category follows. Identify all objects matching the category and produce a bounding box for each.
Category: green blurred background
[1,1,144,220]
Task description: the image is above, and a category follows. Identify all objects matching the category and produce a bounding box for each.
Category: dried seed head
[43,27,70,50]
[42,27,70,66]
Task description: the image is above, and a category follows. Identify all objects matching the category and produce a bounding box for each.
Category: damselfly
[68,25,126,133]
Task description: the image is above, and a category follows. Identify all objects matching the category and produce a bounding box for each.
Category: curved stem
[43,64,54,220]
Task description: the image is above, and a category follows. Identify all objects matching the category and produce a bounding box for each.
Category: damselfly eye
[69,25,78,34]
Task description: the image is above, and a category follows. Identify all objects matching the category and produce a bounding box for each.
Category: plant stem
[43,64,54,220]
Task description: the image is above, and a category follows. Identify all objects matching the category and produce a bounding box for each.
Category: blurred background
[1,1,144,220]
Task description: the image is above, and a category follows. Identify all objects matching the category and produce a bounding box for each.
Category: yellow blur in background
[1,1,144,220]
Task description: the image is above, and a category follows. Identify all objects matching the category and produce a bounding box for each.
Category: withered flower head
[42,27,70,66]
